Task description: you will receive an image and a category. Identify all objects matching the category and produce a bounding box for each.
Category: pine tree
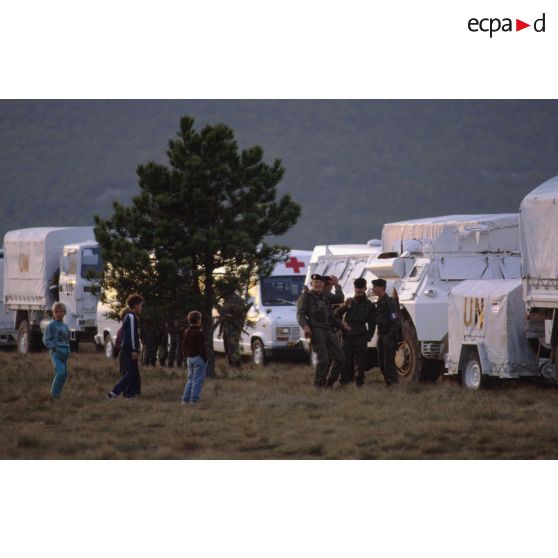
[94,115,301,374]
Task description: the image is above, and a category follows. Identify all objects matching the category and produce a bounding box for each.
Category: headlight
[277,327,290,335]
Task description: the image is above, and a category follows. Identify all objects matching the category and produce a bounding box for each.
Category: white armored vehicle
[3,227,101,352]
[444,175,558,388]
[366,214,521,382]
[304,241,383,292]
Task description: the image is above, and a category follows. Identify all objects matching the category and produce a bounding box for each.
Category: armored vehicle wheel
[104,334,115,359]
[395,320,422,382]
[251,339,266,366]
[462,354,484,390]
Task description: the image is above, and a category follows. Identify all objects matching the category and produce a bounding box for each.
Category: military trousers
[342,333,369,385]
[224,326,242,368]
[311,327,345,388]
[377,333,400,385]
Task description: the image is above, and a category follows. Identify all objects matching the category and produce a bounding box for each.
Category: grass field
[1,348,558,459]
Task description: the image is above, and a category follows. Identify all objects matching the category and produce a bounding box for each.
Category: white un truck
[3,227,101,353]
[214,250,312,365]
[445,175,558,388]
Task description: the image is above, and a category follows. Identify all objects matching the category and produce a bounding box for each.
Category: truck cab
[58,240,103,349]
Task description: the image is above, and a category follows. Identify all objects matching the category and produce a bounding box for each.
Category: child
[42,302,71,400]
[181,311,207,404]
[106,293,144,400]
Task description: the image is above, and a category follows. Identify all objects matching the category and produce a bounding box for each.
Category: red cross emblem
[285,257,305,273]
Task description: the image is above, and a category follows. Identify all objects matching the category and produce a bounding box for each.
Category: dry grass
[1,347,558,459]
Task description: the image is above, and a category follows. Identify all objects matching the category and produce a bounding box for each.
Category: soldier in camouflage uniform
[372,278,401,386]
[217,288,250,368]
[335,277,376,386]
[297,273,345,388]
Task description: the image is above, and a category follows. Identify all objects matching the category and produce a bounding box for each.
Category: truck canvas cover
[447,279,537,378]
[3,227,94,310]
[382,214,519,254]
[520,175,558,308]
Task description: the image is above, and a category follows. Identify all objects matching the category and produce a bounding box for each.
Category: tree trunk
[203,309,216,377]
[203,267,216,377]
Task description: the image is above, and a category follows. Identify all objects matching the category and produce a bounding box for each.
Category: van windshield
[81,247,104,279]
[261,275,304,306]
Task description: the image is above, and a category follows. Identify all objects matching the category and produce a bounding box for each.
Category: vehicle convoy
[213,250,312,365]
[304,216,522,382]
[368,214,521,382]
[0,248,17,348]
[3,227,101,353]
[446,175,558,389]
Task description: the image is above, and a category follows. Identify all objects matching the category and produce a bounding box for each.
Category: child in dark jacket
[181,311,207,404]
[42,302,71,399]
[107,294,144,400]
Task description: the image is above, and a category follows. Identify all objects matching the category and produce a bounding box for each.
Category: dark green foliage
[94,115,301,373]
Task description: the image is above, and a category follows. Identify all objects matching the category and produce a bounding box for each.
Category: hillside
[1,100,557,249]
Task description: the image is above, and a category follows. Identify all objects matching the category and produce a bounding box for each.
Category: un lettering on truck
[446,279,538,387]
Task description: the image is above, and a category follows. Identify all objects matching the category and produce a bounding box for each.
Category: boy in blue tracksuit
[42,302,71,399]
[107,293,144,400]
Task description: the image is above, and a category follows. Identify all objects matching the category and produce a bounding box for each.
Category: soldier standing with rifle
[216,283,250,369]
[335,277,376,386]
[297,273,345,388]
[372,278,401,386]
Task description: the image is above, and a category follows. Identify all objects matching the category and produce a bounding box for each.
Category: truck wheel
[70,339,79,352]
[18,321,30,354]
[251,339,266,366]
[462,353,484,390]
[104,334,115,359]
[395,320,423,382]
[18,322,42,353]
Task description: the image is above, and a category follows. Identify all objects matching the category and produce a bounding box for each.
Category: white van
[214,250,312,365]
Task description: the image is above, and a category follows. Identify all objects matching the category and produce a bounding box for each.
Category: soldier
[335,277,376,386]
[372,278,401,386]
[297,273,345,388]
[217,285,250,368]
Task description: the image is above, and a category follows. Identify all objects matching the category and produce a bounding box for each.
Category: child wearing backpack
[42,302,71,400]
[106,294,144,400]
[181,311,207,404]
